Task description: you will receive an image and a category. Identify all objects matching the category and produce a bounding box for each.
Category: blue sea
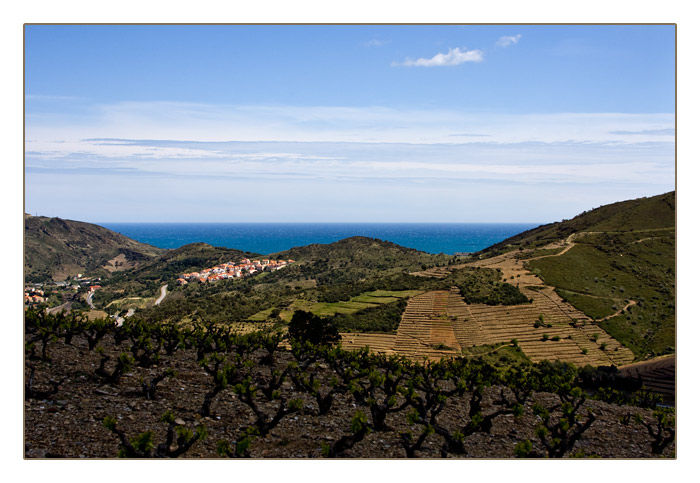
[100,223,539,256]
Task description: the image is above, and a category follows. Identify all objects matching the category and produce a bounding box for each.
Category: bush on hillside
[288,310,341,346]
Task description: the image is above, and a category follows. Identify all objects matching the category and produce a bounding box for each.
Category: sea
[100,223,540,256]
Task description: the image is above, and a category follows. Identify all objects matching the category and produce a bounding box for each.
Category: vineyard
[24,309,674,458]
[339,240,636,368]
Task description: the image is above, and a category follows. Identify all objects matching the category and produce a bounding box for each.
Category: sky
[24,24,676,223]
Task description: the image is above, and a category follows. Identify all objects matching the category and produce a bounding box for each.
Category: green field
[554,289,619,320]
[248,289,423,322]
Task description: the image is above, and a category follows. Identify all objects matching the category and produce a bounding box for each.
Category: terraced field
[391,291,461,360]
[339,291,458,361]
[340,333,397,356]
[447,287,633,366]
[343,239,635,367]
[619,355,676,404]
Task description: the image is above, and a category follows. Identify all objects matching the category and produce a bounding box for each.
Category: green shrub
[288,310,340,346]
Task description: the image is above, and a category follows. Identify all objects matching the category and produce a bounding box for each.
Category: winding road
[155,284,168,306]
[86,291,96,309]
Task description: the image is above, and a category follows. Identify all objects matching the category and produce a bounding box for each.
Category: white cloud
[496,34,522,47]
[393,47,484,67]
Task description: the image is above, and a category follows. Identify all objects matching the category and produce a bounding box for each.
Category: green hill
[483,192,676,360]
[478,191,675,257]
[271,236,452,285]
[24,214,164,282]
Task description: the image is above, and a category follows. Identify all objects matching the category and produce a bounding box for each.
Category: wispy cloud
[393,47,484,67]
[448,133,491,138]
[496,34,522,47]
[608,128,675,136]
[25,136,674,187]
[26,101,676,147]
[364,38,390,47]
[25,112,675,223]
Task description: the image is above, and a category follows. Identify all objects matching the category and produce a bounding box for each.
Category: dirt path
[597,300,637,322]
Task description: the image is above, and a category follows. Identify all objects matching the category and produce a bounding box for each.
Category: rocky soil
[24,333,674,459]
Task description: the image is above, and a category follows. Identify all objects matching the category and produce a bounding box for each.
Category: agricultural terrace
[343,237,636,366]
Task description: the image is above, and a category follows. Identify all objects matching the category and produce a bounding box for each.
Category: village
[177,257,295,285]
[24,274,102,307]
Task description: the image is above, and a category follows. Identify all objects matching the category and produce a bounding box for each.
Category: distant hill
[271,236,451,285]
[274,236,447,266]
[24,215,165,282]
[478,191,675,257]
[125,242,260,282]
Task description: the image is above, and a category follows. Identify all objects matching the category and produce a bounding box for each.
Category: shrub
[288,311,340,347]
[514,439,534,458]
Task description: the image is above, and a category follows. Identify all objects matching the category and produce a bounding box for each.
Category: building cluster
[177,258,295,285]
[53,275,101,290]
[24,287,46,304]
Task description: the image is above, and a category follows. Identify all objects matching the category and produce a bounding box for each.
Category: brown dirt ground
[24,333,674,459]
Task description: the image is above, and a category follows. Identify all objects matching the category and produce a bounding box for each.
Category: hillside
[122,242,260,282]
[477,191,675,257]
[275,236,451,266]
[24,215,165,282]
[270,236,453,285]
[471,192,675,360]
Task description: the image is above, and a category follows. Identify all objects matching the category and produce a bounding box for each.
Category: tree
[287,310,340,347]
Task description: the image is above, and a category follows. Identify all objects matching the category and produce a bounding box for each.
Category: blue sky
[24,24,676,223]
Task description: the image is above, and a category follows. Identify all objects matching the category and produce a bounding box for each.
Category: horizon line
[93,220,547,225]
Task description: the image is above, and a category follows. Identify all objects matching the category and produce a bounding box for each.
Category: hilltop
[477,191,675,257]
[270,236,453,285]
[24,214,164,282]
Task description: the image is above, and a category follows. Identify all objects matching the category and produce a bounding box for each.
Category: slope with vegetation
[468,192,675,360]
[24,214,164,282]
[477,191,675,257]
